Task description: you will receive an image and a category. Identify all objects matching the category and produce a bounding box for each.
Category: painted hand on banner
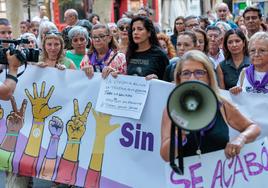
[89,109,119,172]
[63,99,92,162]
[0,105,3,120]
[6,96,27,134]
[25,81,62,122]
[92,108,120,141]
[39,116,64,180]
[1,96,27,152]
[66,99,92,141]
[49,116,64,137]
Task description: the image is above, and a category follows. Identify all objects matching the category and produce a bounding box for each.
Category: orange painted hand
[6,96,27,133]
[25,82,62,122]
[66,99,92,141]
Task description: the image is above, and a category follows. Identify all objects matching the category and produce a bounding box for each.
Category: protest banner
[0,66,267,187]
[0,66,172,187]
[165,137,268,188]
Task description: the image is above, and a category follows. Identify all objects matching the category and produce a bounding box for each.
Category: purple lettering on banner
[120,122,134,147]
[261,146,268,171]
[170,170,191,188]
[232,156,248,186]
[189,162,203,188]
[134,124,141,149]
[223,158,234,187]
[210,160,223,188]
[244,152,263,176]
[141,132,154,151]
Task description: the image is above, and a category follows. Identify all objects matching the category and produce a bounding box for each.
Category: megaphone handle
[169,122,184,175]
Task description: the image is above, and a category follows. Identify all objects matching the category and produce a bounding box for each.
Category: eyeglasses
[249,49,268,56]
[244,16,259,21]
[91,35,109,41]
[119,26,130,31]
[176,22,184,25]
[179,69,207,79]
[45,30,62,36]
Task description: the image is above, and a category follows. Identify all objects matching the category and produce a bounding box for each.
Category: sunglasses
[119,26,130,31]
[45,30,62,36]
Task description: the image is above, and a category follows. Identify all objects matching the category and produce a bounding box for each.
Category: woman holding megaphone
[160,50,260,162]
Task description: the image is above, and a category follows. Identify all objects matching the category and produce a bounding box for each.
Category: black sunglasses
[45,30,62,36]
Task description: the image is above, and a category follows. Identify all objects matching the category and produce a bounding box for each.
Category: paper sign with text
[96,75,150,119]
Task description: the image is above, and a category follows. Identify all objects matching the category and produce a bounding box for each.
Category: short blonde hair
[174,50,222,101]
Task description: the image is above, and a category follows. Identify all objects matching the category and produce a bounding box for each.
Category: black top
[220,56,250,90]
[127,46,169,80]
[170,34,177,49]
[183,109,229,157]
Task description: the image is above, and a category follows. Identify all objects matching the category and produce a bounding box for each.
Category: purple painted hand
[48,116,63,137]
[46,116,63,159]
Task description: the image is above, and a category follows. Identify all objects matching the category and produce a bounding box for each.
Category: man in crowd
[206,25,225,69]
[243,6,265,39]
[62,9,80,49]
[214,2,237,29]
[32,5,49,23]
[0,18,22,100]
[184,15,200,31]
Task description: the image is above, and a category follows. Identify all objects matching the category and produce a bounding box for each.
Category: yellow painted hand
[25,82,62,121]
[92,108,120,140]
[89,109,120,171]
[63,99,92,162]
[66,99,92,141]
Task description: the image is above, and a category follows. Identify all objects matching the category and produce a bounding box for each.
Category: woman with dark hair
[170,16,185,48]
[193,28,208,53]
[80,23,126,79]
[88,13,100,25]
[199,15,211,30]
[126,16,169,80]
[164,31,198,82]
[216,29,250,90]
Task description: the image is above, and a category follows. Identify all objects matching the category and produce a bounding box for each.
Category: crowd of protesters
[0,1,268,187]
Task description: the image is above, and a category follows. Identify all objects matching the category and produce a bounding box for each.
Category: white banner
[0,66,267,188]
[165,137,268,188]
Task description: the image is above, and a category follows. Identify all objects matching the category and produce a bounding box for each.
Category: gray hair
[249,31,268,48]
[117,17,131,28]
[215,21,231,32]
[37,21,58,47]
[68,26,89,41]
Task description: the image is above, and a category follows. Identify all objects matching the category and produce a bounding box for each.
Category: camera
[0,38,39,65]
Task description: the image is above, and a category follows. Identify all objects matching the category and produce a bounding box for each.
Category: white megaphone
[166,81,218,175]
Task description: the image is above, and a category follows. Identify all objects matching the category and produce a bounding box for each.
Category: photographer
[0,18,21,100]
[0,52,21,100]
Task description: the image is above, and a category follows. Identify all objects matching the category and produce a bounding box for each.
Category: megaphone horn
[167,81,218,131]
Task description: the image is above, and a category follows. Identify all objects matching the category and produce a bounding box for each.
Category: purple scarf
[245,64,268,93]
[90,49,112,71]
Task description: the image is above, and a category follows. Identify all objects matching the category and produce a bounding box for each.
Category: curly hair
[126,16,160,62]
[157,32,176,59]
